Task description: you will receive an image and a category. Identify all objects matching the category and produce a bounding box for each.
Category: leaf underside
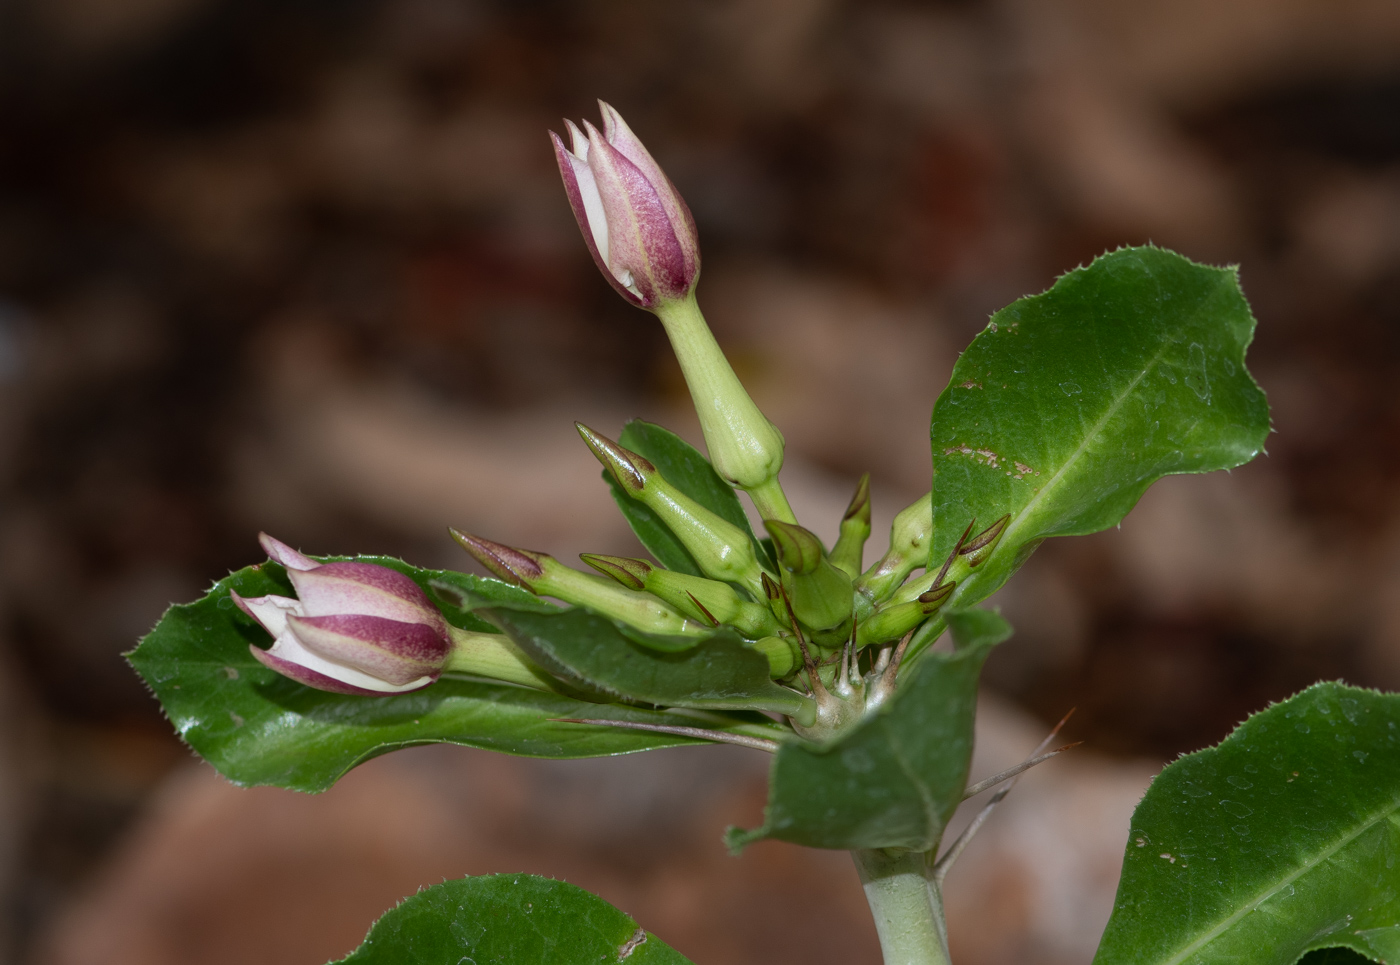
[126,560,768,793]
[480,604,808,718]
[929,246,1270,614]
[728,608,1011,852]
[335,874,693,964]
[1095,683,1400,965]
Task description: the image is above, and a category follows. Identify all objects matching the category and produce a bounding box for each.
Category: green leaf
[336,874,692,964]
[929,247,1269,610]
[1094,682,1400,965]
[606,420,772,573]
[728,608,1010,851]
[127,562,773,792]
[481,605,811,719]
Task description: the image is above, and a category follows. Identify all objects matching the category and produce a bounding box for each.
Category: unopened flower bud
[763,520,854,633]
[551,104,789,514]
[855,581,956,647]
[453,530,706,637]
[958,514,1011,568]
[855,491,933,604]
[552,101,698,309]
[583,553,780,639]
[575,424,767,596]
[830,474,871,578]
[748,635,800,678]
[235,534,451,695]
[578,553,652,591]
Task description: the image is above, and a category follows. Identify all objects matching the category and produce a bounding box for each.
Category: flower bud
[452,530,707,637]
[855,491,933,604]
[551,104,788,509]
[748,635,800,678]
[575,424,767,596]
[584,554,781,639]
[763,520,854,633]
[236,534,451,695]
[578,553,651,591]
[551,101,698,309]
[958,514,1011,568]
[854,581,956,647]
[830,474,871,578]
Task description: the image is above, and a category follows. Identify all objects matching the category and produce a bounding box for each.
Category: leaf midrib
[992,333,1174,561]
[1155,793,1400,965]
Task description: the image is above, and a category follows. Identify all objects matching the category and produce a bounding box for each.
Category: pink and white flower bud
[551,101,700,308]
[233,533,452,695]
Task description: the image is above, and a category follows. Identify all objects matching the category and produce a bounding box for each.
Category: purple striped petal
[597,101,699,283]
[248,642,436,695]
[248,644,396,695]
[583,120,692,306]
[287,613,448,685]
[551,129,641,307]
[286,562,448,635]
[258,533,319,571]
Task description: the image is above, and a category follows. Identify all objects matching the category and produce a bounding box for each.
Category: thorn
[961,743,1082,799]
[958,514,1010,566]
[930,518,976,591]
[781,584,827,700]
[549,718,779,753]
[873,643,892,673]
[847,615,859,688]
[933,708,1078,884]
[686,591,721,628]
[879,629,916,692]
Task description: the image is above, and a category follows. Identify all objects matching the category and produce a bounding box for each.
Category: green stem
[852,849,951,965]
[745,475,797,524]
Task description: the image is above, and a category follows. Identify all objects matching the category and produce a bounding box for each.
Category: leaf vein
[1158,795,1400,965]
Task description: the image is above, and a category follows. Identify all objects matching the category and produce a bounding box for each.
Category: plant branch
[550,718,779,752]
[852,848,951,965]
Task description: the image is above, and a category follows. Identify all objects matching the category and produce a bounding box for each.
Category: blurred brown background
[1,0,1399,962]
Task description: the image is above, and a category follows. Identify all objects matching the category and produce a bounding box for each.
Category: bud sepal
[764,520,854,633]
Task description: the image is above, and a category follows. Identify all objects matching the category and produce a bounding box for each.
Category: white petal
[266,629,433,694]
[238,594,303,638]
[564,119,589,160]
[569,152,610,266]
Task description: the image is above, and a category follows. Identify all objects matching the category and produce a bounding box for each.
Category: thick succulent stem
[852,848,951,965]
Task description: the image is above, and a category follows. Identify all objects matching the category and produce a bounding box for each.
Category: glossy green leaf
[605,420,771,574]
[336,874,692,965]
[728,608,1010,851]
[127,562,774,792]
[929,247,1269,611]
[1094,682,1400,965]
[480,605,811,719]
